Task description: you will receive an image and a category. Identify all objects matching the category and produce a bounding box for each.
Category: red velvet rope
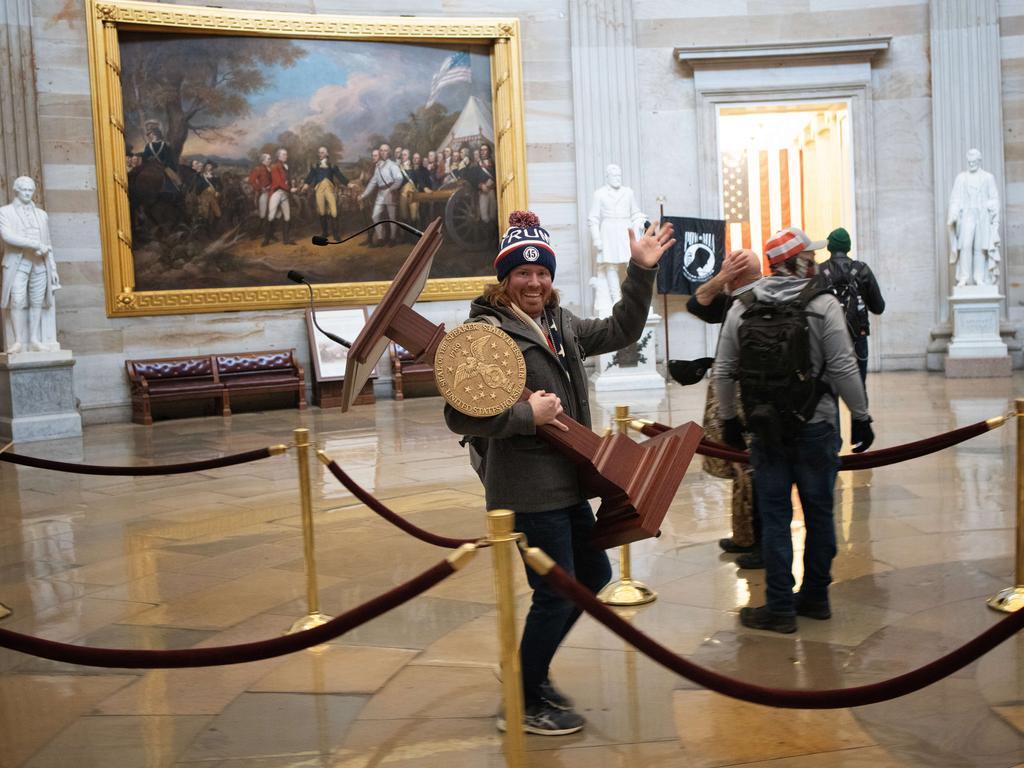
[0,446,277,476]
[641,419,996,470]
[0,559,455,668]
[540,561,1024,708]
[323,460,477,549]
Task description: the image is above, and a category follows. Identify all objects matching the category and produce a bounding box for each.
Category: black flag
[656,216,726,295]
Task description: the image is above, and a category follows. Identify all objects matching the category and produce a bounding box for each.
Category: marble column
[928,0,1016,366]
[569,0,643,316]
[0,0,44,204]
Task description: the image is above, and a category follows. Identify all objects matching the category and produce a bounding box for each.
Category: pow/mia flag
[656,216,726,295]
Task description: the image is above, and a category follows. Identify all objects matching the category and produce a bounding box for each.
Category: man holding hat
[712,226,874,634]
[819,227,886,386]
[445,210,675,735]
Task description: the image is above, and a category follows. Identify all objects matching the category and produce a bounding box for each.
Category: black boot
[319,215,329,238]
[331,216,341,241]
[283,220,295,245]
[260,220,273,246]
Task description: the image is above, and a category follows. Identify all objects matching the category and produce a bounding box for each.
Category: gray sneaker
[539,679,574,711]
[497,702,585,736]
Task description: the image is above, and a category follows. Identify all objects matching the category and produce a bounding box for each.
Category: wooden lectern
[341,219,703,549]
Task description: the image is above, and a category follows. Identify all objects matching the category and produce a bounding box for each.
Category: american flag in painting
[722,147,804,265]
[426,51,472,107]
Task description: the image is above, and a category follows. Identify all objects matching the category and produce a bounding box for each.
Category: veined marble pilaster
[569,0,643,315]
[929,0,1007,322]
[0,0,43,204]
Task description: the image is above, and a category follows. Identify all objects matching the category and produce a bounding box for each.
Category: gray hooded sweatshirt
[712,276,870,428]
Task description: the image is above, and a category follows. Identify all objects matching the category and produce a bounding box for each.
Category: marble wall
[12,0,1023,421]
[1000,0,1024,328]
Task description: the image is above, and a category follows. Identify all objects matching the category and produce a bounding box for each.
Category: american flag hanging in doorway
[722,147,804,268]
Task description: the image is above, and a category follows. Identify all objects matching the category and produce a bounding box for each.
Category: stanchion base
[987,586,1024,613]
[597,578,656,606]
[0,602,10,621]
[286,612,333,634]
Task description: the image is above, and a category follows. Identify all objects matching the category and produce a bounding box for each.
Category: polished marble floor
[1,370,1023,767]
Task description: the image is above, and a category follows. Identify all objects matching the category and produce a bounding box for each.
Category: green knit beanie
[827,227,851,253]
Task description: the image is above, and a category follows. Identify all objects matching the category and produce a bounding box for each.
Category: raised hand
[628,221,676,268]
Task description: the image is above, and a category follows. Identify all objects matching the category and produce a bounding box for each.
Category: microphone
[287,270,351,349]
[310,219,423,246]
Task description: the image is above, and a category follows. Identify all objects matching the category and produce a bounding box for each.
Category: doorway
[717,101,855,269]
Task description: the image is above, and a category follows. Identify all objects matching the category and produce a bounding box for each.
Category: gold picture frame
[85,0,527,317]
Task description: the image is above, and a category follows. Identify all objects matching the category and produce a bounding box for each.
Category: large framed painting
[85,0,527,317]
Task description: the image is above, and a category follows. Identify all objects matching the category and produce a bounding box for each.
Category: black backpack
[820,260,869,338]
[736,280,830,447]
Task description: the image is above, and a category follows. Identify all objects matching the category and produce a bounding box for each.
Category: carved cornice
[676,37,891,68]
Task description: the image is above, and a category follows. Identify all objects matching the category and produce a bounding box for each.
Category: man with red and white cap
[711,226,874,634]
[446,210,675,735]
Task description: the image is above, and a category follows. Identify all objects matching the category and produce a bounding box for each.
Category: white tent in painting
[436,95,494,151]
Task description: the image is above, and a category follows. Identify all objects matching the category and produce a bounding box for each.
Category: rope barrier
[0,444,287,476]
[0,548,474,668]
[319,452,479,550]
[528,553,1024,709]
[639,416,1003,470]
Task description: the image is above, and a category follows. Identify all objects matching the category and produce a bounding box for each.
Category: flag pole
[656,196,669,360]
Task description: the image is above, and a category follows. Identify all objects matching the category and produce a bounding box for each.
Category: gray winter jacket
[712,276,870,426]
[444,261,657,513]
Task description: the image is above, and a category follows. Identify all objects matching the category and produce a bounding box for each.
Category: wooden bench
[390,342,439,400]
[125,355,228,426]
[125,349,306,425]
[213,350,307,411]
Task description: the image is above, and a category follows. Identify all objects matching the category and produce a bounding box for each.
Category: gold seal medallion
[435,323,526,417]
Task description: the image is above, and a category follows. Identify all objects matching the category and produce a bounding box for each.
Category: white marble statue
[0,176,61,353]
[947,148,1000,288]
[588,164,647,317]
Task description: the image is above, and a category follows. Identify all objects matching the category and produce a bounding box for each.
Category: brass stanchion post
[597,405,657,607]
[488,510,526,767]
[988,398,1024,612]
[287,427,333,633]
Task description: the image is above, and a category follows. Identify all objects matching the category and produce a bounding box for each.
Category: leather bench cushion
[133,358,213,379]
[216,352,293,374]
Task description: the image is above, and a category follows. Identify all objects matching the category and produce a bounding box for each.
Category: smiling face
[506,264,553,317]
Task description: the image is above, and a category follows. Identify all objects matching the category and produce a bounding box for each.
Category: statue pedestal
[592,311,666,392]
[0,351,82,442]
[945,286,1011,378]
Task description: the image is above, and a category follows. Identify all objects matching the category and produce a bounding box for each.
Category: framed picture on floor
[85,0,527,317]
[305,306,375,406]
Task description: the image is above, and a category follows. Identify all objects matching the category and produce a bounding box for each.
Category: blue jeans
[515,502,611,706]
[750,421,840,615]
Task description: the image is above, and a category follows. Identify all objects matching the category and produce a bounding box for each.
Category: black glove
[851,417,874,454]
[722,417,746,450]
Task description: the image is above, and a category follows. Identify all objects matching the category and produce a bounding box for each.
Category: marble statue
[0,176,61,353]
[947,148,1000,288]
[588,164,647,317]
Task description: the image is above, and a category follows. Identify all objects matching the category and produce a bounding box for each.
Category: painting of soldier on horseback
[118,31,501,293]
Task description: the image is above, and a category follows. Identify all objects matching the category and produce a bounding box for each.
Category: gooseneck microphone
[287,270,351,349]
[310,219,423,246]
